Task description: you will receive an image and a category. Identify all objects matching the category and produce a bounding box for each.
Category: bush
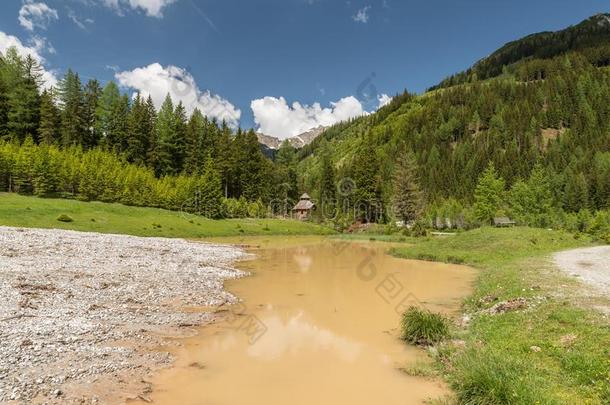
[56,214,74,222]
[400,306,450,345]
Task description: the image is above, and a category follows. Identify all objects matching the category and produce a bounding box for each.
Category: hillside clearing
[0,193,334,238]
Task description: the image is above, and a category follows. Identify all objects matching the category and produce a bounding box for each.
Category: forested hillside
[298,14,610,237]
[0,47,302,216]
[1,14,609,236]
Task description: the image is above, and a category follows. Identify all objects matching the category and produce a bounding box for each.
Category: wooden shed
[293,193,315,220]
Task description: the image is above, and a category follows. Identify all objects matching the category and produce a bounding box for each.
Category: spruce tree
[392,150,423,224]
[38,89,60,145]
[83,79,102,148]
[126,94,151,164]
[198,156,224,218]
[184,108,206,174]
[58,70,85,147]
[4,51,42,142]
[154,94,176,176]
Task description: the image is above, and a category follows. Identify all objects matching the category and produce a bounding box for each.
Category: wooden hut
[293,193,315,220]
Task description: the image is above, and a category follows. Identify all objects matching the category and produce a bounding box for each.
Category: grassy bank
[392,227,610,404]
[0,193,334,238]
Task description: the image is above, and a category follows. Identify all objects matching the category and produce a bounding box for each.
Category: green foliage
[509,164,554,227]
[392,150,423,224]
[400,306,449,346]
[474,164,506,224]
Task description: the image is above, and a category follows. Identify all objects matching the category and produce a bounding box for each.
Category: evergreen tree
[83,79,102,148]
[126,94,151,164]
[58,70,85,147]
[392,150,423,224]
[38,89,60,145]
[474,163,506,224]
[351,136,384,222]
[564,170,589,212]
[172,101,188,172]
[4,51,42,142]
[198,156,224,218]
[154,94,176,176]
[184,108,206,174]
[318,140,335,201]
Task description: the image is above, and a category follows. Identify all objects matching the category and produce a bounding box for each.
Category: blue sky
[0,0,607,138]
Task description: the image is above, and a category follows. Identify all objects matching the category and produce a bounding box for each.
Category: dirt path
[0,227,247,404]
[554,246,610,312]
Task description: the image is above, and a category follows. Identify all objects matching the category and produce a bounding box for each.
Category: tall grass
[400,306,450,346]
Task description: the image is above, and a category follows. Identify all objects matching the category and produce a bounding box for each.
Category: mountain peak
[257,126,327,150]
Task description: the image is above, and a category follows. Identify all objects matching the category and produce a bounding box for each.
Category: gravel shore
[0,227,247,404]
[554,246,610,295]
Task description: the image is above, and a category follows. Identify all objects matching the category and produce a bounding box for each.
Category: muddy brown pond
[135,237,476,405]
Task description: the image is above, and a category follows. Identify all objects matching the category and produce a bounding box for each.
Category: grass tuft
[56,214,74,222]
[400,306,450,346]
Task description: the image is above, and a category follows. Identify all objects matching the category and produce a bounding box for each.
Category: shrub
[56,214,74,222]
[400,306,450,345]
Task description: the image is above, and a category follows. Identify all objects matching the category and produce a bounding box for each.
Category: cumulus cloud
[18,1,58,31]
[352,6,371,23]
[115,63,241,127]
[0,31,58,88]
[251,96,367,139]
[101,0,178,17]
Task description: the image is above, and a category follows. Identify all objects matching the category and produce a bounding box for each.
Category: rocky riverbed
[0,227,247,404]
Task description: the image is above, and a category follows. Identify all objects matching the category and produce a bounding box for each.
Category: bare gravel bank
[0,227,247,404]
[554,245,610,314]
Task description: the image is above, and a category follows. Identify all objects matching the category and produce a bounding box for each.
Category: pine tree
[198,156,224,218]
[172,101,188,172]
[96,81,124,151]
[58,70,85,147]
[351,135,384,222]
[126,94,151,164]
[318,140,336,208]
[564,170,589,212]
[184,108,206,174]
[392,150,423,224]
[474,163,506,224]
[215,120,233,197]
[4,51,42,142]
[154,94,176,176]
[38,89,60,145]
[83,79,102,148]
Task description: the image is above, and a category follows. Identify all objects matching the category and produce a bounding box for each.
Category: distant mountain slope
[296,14,610,215]
[257,126,327,150]
[432,13,610,89]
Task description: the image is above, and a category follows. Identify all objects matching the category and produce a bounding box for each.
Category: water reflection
[135,238,476,405]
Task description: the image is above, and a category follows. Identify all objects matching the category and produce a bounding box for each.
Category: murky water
[137,237,476,405]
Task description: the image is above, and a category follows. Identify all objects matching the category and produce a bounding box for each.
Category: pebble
[0,226,247,403]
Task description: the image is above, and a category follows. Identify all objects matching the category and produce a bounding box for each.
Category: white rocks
[0,226,247,403]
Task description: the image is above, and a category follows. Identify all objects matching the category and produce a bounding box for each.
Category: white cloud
[251,96,367,139]
[100,0,178,17]
[18,1,59,31]
[68,9,94,30]
[115,63,241,127]
[377,94,392,108]
[0,31,58,88]
[352,6,371,23]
